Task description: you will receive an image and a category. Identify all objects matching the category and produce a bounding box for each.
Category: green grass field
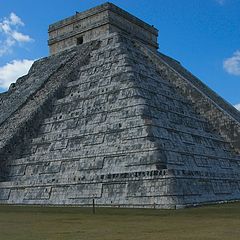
[0,203,239,240]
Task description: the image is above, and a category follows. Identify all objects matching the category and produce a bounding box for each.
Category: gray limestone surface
[0,3,240,209]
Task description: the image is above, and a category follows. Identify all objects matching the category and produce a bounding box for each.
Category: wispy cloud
[215,0,226,5]
[0,59,34,89]
[223,50,240,76]
[0,12,33,56]
[234,103,240,111]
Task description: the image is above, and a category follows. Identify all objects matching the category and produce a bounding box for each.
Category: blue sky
[0,0,239,109]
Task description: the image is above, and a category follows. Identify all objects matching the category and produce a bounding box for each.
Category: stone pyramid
[0,3,240,209]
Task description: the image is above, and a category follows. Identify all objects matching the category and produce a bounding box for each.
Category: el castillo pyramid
[0,3,240,209]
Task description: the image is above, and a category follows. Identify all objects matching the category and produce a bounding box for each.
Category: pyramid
[0,3,240,209]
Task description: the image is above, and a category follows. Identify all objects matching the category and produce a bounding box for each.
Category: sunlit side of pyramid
[0,3,240,209]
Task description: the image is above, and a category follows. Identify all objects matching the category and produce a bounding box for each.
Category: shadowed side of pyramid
[0,3,240,209]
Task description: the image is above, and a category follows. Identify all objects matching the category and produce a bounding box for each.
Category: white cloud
[12,31,32,42]
[0,38,15,56]
[0,59,34,89]
[234,103,240,111]
[9,12,24,26]
[0,12,33,56]
[223,50,240,76]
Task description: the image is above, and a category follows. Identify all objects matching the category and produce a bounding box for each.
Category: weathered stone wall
[2,33,170,207]
[0,41,100,179]
[0,32,239,208]
[136,42,240,154]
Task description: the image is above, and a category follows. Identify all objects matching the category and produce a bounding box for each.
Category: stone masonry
[0,3,240,209]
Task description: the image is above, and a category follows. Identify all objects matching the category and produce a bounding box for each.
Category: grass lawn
[0,203,239,240]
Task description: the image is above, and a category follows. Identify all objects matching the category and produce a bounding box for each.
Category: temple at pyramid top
[48,2,159,55]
